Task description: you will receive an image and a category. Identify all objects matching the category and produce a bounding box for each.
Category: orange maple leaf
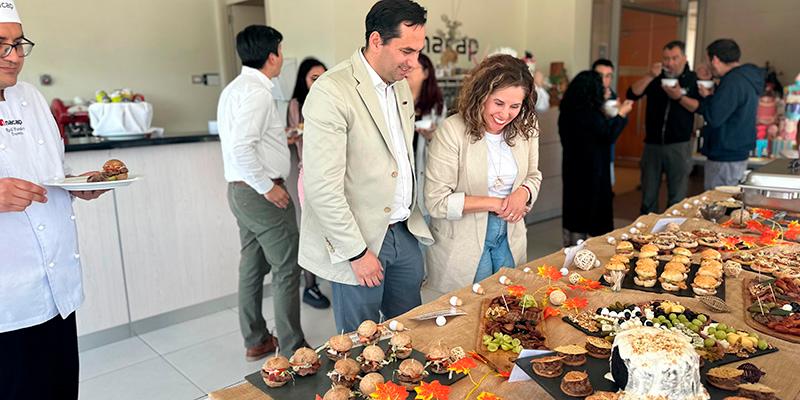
[476,392,503,400]
[758,230,779,245]
[747,220,770,234]
[722,236,741,250]
[568,279,603,292]
[447,356,477,374]
[785,221,800,241]
[563,297,589,311]
[414,380,451,400]
[371,382,409,400]
[751,208,775,220]
[506,285,527,298]
[542,306,561,320]
[537,265,562,281]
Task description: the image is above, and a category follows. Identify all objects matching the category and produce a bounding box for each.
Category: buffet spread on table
[209,159,800,400]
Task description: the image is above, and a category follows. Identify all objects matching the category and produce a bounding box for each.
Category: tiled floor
[78,166,681,399]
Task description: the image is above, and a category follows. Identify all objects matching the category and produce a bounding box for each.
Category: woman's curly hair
[457,54,539,145]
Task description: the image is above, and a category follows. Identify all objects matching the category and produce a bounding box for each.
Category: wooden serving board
[475,298,549,372]
[742,278,800,344]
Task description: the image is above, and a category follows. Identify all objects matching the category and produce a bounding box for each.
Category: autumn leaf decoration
[506,285,527,298]
[476,392,503,400]
[371,381,409,400]
[537,265,563,281]
[563,297,589,312]
[785,221,800,241]
[751,208,775,220]
[414,380,451,400]
[567,278,603,292]
[542,306,561,320]
[722,236,741,250]
[447,356,477,375]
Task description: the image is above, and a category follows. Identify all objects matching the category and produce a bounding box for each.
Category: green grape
[726,327,736,334]
[717,323,728,331]
[707,327,716,335]
[697,315,708,323]
[757,340,768,351]
[704,338,716,348]
[714,331,727,340]
[664,321,673,328]
[669,313,677,321]
[692,319,702,327]
[689,324,700,333]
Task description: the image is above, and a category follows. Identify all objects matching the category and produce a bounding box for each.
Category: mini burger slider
[395,358,427,391]
[616,241,634,257]
[289,346,321,376]
[322,387,353,400]
[554,344,588,366]
[87,159,130,182]
[357,320,382,345]
[639,243,660,259]
[358,372,384,398]
[358,345,386,373]
[260,355,292,388]
[585,336,612,359]
[425,342,451,374]
[328,358,360,388]
[531,355,564,378]
[389,332,413,359]
[659,269,687,292]
[325,334,353,361]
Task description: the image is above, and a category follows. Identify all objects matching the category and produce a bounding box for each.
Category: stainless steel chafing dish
[740,158,800,212]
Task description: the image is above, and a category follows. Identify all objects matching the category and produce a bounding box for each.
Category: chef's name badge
[0,118,25,135]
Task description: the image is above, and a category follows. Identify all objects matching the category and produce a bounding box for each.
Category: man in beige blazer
[299,0,433,332]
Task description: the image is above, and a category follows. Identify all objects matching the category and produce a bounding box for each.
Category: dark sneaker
[303,284,330,309]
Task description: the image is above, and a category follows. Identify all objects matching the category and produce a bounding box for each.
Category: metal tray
[740,159,800,212]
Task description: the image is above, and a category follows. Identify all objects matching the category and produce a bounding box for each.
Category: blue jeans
[474,213,515,283]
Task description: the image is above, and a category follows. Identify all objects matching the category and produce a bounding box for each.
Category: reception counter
[67,134,248,348]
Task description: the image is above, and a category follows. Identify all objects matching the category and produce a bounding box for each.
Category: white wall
[526,0,593,77]
[699,0,800,86]
[17,0,223,135]
[272,0,588,75]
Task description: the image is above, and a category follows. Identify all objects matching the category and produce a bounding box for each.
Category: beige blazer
[424,114,542,293]
[298,50,433,285]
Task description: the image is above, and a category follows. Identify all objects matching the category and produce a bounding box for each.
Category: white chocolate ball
[560,267,569,276]
[435,316,447,326]
[449,296,462,307]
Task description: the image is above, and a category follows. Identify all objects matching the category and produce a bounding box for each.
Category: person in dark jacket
[697,38,765,189]
[627,40,700,214]
[559,71,633,246]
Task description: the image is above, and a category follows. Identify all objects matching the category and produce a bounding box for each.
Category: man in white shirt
[300,0,433,332]
[0,2,107,398]
[217,25,306,360]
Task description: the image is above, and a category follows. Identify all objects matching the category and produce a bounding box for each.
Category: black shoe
[303,284,331,309]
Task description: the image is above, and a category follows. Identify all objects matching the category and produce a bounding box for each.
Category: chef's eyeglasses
[0,38,34,58]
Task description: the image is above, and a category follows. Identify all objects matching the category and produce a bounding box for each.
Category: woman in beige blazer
[424,55,542,293]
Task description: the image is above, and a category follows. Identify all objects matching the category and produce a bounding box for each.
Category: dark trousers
[330,222,424,333]
[227,183,305,355]
[0,313,79,400]
[640,141,692,214]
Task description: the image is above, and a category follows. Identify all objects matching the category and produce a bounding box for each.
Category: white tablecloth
[88,102,153,137]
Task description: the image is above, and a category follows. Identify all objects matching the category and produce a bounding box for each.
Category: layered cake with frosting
[611,327,709,400]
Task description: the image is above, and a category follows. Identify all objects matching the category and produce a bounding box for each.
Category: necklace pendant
[493,177,504,191]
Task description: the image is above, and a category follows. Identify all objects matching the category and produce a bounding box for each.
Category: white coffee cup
[697,80,714,89]
[414,119,433,130]
[602,99,619,117]
[661,78,678,87]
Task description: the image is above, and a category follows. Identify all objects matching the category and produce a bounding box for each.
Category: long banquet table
[209,190,800,400]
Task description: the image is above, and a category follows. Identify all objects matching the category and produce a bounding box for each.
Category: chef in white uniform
[0,2,106,399]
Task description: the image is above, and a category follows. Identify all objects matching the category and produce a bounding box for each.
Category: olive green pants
[227,183,305,355]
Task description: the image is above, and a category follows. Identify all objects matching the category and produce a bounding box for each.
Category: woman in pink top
[287,57,329,309]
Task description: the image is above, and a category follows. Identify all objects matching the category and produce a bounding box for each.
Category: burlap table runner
[209,191,800,400]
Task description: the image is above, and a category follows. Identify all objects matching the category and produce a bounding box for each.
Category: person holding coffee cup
[627,40,700,215]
